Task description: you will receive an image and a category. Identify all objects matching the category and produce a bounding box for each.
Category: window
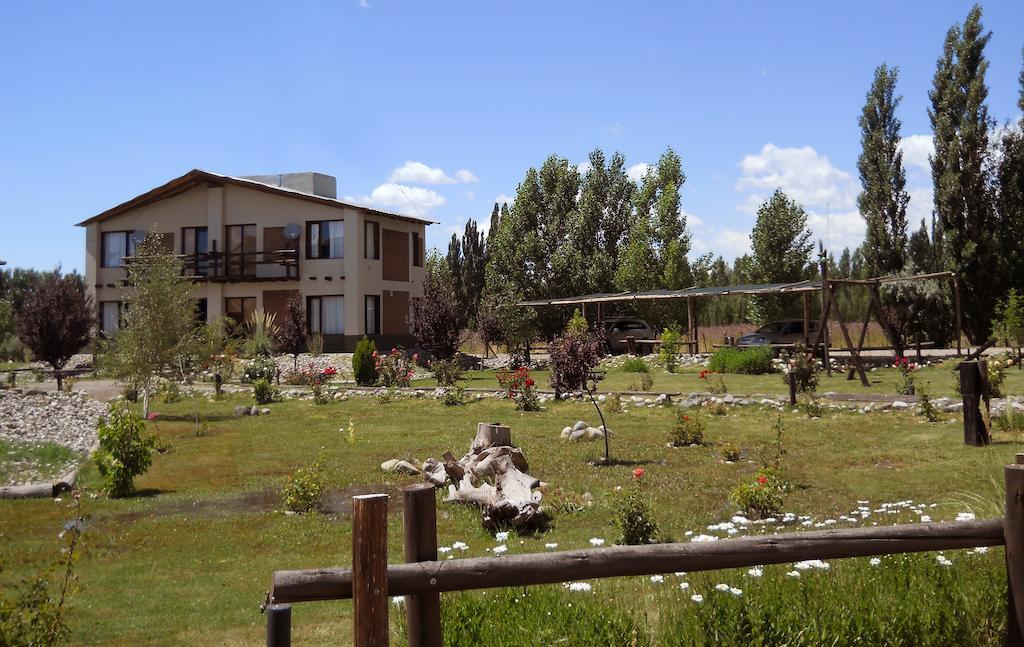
[182,227,209,276]
[308,295,344,334]
[226,225,257,276]
[308,220,344,259]
[99,301,122,335]
[365,221,380,259]
[101,231,137,268]
[365,295,380,335]
[195,298,208,325]
[225,297,256,325]
[412,232,422,267]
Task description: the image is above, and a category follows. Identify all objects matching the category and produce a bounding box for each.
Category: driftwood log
[421,423,544,533]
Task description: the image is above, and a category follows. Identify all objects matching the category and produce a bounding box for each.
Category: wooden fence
[264,454,1024,646]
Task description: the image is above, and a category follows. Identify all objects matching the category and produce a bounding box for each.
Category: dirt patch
[320,483,404,515]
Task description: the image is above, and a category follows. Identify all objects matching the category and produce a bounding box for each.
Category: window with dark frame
[307,220,344,259]
[364,220,380,260]
[412,231,422,267]
[182,227,209,276]
[101,231,136,268]
[226,224,257,276]
[225,297,256,325]
[307,295,345,335]
[365,294,380,335]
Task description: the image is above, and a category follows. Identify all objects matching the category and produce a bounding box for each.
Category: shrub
[658,325,683,372]
[274,296,306,370]
[621,356,648,373]
[311,383,331,405]
[430,358,463,387]
[917,386,940,423]
[629,374,654,392]
[803,396,825,418]
[700,369,728,394]
[988,355,1008,398]
[93,404,157,498]
[720,441,742,462]
[306,332,324,356]
[612,468,658,545]
[707,401,727,416]
[243,356,277,383]
[283,363,335,386]
[605,393,623,414]
[548,310,602,395]
[352,336,378,386]
[893,357,918,395]
[376,347,415,387]
[668,412,705,447]
[708,346,774,374]
[158,379,182,404]
[781,345,818,393]
[252,379,278,405]
[376,387,400,405]
[441,386,468,407]
[243,310,278,357]
[281,459,325,513]
[410,252,464,359]
[506,367,539,411]
[729,471,784,519]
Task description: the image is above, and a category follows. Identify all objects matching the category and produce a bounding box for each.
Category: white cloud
[603,122,624,136]
[683,209,704,228]
[736,144,856,211]
[576,161,592,175]
[900,135,933,174]
[494,193,514,206]
[627,163,650,183]
[717,229,753,257]
[906,185,934,226]
[344,183,446,216]
[388,161,478,185]
[806,209,864,253]
[460,190,476,201]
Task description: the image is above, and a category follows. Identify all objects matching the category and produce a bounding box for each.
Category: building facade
[78,169,433,352]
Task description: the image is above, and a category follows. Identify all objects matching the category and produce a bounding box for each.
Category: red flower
[525,378,535,387]
[632,468,645,480]
[682,415,690,422]
[146,413,159,421]
[757,475,768,485]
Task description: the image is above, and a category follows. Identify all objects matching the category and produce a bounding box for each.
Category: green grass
[1,391,1021,644]
[0,439,75,483]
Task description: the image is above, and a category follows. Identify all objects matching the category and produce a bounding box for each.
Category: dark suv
[736,319,817,347]
[603,317,658,353]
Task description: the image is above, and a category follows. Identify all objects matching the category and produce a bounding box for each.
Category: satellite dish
[130,230,147,245]
[283,223,301,240]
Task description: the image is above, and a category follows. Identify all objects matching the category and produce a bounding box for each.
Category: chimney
[241,172,337,198]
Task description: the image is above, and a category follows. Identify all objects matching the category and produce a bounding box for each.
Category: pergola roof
[517,280,822,307]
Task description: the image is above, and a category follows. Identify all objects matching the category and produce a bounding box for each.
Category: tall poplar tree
[997,51,1024,293]
[748,190,813,323]
[928,4,998,341]
[857,64,910,277]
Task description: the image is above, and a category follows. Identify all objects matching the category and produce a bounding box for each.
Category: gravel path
[0,389,106,454]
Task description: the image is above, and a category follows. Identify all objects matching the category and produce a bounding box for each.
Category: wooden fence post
[353,494,390,647]
[959,360,991,446]
[1005,454,1024,646]
[403,484,442,647]
[788,371,797,406]
[266,603,291,647]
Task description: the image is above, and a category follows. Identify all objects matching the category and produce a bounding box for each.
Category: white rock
[892,401,909,410]
[561,426,572,439]
[573,420,588,431]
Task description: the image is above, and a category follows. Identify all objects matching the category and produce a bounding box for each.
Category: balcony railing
[182,248,299,282]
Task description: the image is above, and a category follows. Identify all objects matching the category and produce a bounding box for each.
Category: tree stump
[959,360,991,446]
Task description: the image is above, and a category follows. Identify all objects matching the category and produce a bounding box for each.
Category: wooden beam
[271,519,1004,603]
[847,302,872,381]
[1005,455,1024,646]
[830,286,869,387]
[353,494,390,647]
[802,292,811,347]
[403,485,441,647]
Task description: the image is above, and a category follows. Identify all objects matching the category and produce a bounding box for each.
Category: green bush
[242,356,277,383]
[441,386,468,406]
[430,357,463,387]
[729,471,784,519]
[281,459,325,513]
[311,383,331,405]
[93,404,157,498]
[352,336,378,386]
[720,441,742,462]
[252,379,278,405]
[802,396,825,418]
[668,412,705,447]
[658,325,683,371]
[612,470,659,545]
[708,346,774,374]
[621,356,649,373]
[158,379,182,403]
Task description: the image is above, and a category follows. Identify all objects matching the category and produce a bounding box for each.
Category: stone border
[0,440,97,500]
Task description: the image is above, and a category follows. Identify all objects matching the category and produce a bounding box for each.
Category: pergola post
[953,274,963,357]
[802,292,811,347]
[687,296,698,354]
[818,243,831,376]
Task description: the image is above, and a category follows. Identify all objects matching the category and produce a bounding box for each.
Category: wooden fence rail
[265,454,1024,646]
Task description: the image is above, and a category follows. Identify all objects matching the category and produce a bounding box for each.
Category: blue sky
[2,1,1023,273]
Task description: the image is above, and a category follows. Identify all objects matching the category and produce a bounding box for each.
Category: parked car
[603,317,658,353]
[736,319,817,347]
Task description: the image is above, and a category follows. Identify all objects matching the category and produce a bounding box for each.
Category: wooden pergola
[518,267,962,386]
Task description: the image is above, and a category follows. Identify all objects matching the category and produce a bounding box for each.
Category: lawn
[0,389,1020,645]
[0,438,75,484]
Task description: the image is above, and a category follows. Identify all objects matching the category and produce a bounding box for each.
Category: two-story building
[77,169,434,352]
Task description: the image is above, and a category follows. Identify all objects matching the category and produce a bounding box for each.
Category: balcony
[182,248,299,282]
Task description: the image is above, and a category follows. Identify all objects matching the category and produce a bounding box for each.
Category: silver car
[604,317,658,353]
[736,319,818,347]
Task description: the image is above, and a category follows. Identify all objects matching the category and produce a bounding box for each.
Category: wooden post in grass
[402,484,442,647]
[959,360,991,446]
[266,604,291,647]
[353,494,390,647]
[1004,454,1024,646]
[788,371,798,406]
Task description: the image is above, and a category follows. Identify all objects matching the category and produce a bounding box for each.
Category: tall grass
[708,347,774,375]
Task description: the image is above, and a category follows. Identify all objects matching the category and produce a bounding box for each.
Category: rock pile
[0,389,106,453]
[560,420,612,441]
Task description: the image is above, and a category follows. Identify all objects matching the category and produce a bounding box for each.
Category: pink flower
[413,353,420,362]
[146,413,159,421]
[632,468,645,480]
[757,475,768,485]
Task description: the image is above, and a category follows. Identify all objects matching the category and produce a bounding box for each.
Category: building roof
[75,168,438,227]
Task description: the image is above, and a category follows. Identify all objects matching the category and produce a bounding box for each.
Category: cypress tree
[928,4,998,341]
[996,50,1024,293]
[857,64,910,277]
[748,190,813,323]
